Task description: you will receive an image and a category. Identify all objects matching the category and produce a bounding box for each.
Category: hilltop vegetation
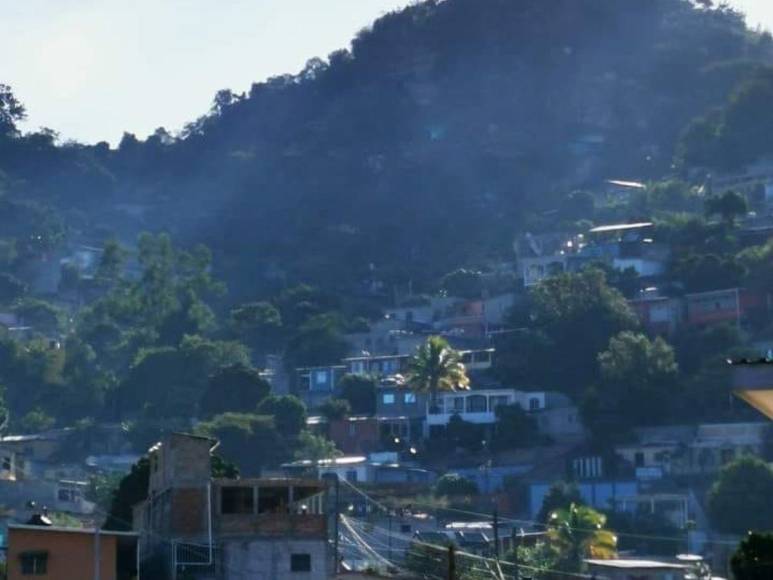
[1,0,773,298]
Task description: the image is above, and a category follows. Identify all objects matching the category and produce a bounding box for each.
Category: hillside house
[133,433,331,580]
[6,524,138,580]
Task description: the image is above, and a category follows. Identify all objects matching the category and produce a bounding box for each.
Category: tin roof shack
[6,524,138,580]
[134,433,331,580]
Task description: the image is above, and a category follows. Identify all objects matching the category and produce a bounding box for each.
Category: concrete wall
[7,528,118,580]
[221,538,329,580]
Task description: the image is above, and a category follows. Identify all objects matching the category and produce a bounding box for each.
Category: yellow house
[7,524,137,580]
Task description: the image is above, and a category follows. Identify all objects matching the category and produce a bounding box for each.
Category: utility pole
[333,476,340,574]
[447,544,456,580]
[93,527,101,580]
[387,511,393,564]
[493,506,500,561]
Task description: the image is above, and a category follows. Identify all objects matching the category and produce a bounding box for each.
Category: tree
[13,299,62,333]
[0,272,26,304]
[294,430,341,462]
[731,532,773,580]
[583,332,679,443]
[15,408,55,434]
[0,84,25,137]
[440,269,483,299]
[120,336,250,419]
[548,503,617,571]
[283,314,350,370]
[491,403,539,451]
[407,336,469,411]
[196,412,291,475]
[318,398,351,422]
[708,456,773,535]
[434,473,478,497]
[499,269,638,391]
[338,374,377,415]
[199,364,271,419]
[705,190,747,225]
[538,481,583,523]
[95,239,128,285]
[104,457,150,531]
[229,301,283,353]
[256,395,307,437]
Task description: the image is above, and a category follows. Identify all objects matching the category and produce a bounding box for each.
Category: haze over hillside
[2,0,773,298]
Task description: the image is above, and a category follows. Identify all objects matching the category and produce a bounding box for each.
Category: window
[312,370,330,391]
[20,552,48,575]
[528,397,540,411]
[401,523,412,533]
[348,422,357,436]
[467,395,487,413]
[291,553,312,572]
[452,397,464,411]
[404,392,417,404]
[2,455,12,471]
[382,393,395,405]
[346,470,358,482]
[58,488,81,502]
[221,486,255,514]
[634,452,645,468]
[258,486,290,514]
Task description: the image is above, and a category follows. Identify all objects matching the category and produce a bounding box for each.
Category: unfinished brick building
[133,432,331,580]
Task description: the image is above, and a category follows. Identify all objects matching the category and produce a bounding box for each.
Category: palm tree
[407,336,470,412]
[548,503,617,571]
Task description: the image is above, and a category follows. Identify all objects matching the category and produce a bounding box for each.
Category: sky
[1,0,772,145]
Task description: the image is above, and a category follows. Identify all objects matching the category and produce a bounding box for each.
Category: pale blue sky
[1,0,771,145]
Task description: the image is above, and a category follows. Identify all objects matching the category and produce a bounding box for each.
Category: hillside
[1,0,772,299]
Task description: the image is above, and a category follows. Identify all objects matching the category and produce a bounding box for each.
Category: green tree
[583,332,679,443]
[196,412,290,475]
[0,272,25,304]
[407,336,469,411]
[708,456,773,535]
[434,473,478,497]
[294,430,341,462]
[538,481,583,523]
[120,336,250,419]
[199,364,271,419]
[229,301,283,353]
[338,374,377,415]
[15,408,55,434]
[104,457,150,531]
[705,190,748,225]
[440,269,483,299]
[500,269,638,391]
[95,239,128,285]
[318,398,351,422]
[0,84,25,136]
[731,532,773,580]
[256,395,307,437]
[13,299,63,333]
[491,403,539,451]
[283,314,350,370]
[548,503,617,571]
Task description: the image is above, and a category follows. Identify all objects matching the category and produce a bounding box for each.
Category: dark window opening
[258,486,290,514]
[634,452,644,468]
[20,552,48,575]
[291,553,312,572]
[221,486,254,514]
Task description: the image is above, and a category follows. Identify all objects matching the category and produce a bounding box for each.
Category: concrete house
[6,524,138,580]
[133,433,331,580]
